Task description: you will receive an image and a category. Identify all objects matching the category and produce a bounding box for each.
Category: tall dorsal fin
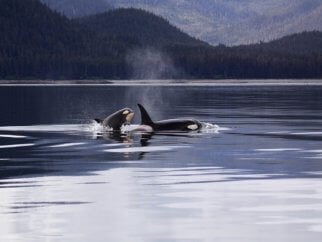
[138,104,154,125]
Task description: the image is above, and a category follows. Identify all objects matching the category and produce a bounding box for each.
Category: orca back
[154,119,202,131]
[137,104,202,132]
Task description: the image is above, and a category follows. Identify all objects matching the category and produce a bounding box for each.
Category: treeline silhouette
[0,0,321,80]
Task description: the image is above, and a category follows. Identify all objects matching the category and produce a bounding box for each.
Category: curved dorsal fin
[138,104,154,125]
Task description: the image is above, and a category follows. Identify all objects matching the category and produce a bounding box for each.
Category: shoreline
[0,79,322,86]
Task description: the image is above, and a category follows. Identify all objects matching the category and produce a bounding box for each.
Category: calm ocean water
[0,83,322,242]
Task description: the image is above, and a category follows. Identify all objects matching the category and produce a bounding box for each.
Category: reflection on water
[0,84,322,242]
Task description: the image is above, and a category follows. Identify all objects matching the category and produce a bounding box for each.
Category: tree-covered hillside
[0,0,88,78]
[0,0,321,80]
[250,31,322,55]
[76,8,208,47]
[171,31,322,79]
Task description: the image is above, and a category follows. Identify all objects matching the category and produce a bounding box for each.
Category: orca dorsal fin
[138,104,154,125]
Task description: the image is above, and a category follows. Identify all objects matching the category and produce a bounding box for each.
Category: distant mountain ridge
[0,0,321,80]
[108,0,322,45]
[43,0,322,46]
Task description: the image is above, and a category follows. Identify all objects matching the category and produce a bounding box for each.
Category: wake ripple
[0,121,226,135]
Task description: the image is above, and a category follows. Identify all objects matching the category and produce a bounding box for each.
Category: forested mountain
[75,0,322,46]
[175,31,322,79]
[0,0,205,79]
[76,8,208,47]
[0,0,86,78]
[41,0,111,18]
[238,31,322,55]
[0,0,321,80]
[0,0,136,79]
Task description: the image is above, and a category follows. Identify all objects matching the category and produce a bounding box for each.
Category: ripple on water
[49,142,87,148]
[255,148,302,152]
[0,134,28,139]
[0,143,35,149]
[0,124,88,132]
[0,122,222,134]
[105,145,190,153]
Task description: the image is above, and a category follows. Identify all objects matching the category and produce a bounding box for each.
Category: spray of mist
[124,48,184,123]
[126,47,182,80]
[125,86,166,123]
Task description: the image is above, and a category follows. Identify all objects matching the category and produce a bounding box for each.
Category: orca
[94,108,134,131]
[137,104,202,132]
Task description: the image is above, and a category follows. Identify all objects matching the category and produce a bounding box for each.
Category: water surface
[0,84,322,242]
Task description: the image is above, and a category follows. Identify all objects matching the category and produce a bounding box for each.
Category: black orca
[137,104,202,132]
[94,108,134,131]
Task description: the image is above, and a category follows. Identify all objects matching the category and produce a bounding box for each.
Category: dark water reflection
[0,84,322,241]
